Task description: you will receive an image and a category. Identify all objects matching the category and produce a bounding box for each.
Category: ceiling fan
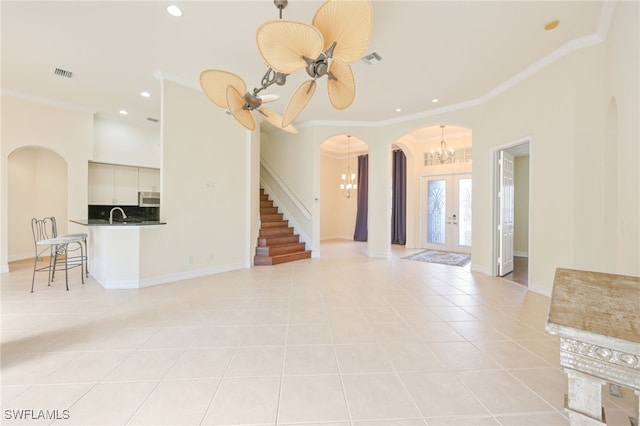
[199,0,373,133]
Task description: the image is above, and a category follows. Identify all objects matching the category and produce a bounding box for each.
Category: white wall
[93,115,160,168]
[8,147,68,261]
[260,2,639,295]
[137,79,252,281]
[514,156,529,256]
[1,95,93,271]
[603,1,639,275]
[320,153,358,240]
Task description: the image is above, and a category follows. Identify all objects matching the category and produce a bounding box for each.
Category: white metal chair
[51,216,88,278]
[30,217,86,292]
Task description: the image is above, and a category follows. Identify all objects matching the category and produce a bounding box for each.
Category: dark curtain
[391,149,407,245]
[353,154,368,241]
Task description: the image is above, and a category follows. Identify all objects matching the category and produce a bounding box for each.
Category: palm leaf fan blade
[327,62,355,110]
[226,86,255,131]
[312,0,373,64]
[200,70,246,109]
[283,80,317,127]
[256,20,324,74]
[260,108,298,134]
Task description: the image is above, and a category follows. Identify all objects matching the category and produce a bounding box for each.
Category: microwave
[139,191,160,207]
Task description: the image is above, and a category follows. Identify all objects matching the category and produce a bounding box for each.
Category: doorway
[420,173,472,253]
[493,141,530,285]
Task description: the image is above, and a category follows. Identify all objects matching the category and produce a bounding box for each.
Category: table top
[547,268,640,344]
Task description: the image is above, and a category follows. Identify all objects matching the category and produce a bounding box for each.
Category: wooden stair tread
[255,188,311,266]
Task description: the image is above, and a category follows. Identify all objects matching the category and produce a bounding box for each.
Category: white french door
[421,174,472,253]
[498,151,514,276]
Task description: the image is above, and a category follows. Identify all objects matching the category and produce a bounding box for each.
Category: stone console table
[546,268,639,426]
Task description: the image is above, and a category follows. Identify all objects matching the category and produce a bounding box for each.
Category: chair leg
[64,244,69,291]
[31,256,38,293]
[48,247,56,286]
[83,239,89,277]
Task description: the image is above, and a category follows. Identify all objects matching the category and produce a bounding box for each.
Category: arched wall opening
[7,146,68,262]
[391,124,473,252]
[319,134,369,246]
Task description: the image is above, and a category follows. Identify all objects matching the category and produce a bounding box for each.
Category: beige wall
[93,116,160,168]
[1,95,93,271]
[138,79,253,280]
[514,156,529,256]
[8,148,68,261]
[260,3,639,295]
[320,153,358,240]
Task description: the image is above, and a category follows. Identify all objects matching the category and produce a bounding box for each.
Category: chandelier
[431,124,455,164]
[340,135,358,198]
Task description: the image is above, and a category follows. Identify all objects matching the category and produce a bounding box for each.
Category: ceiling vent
[54,67,73,78]
[361,52,382,65]
[146,117,159,123]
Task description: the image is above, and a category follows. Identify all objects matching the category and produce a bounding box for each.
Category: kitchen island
[71,219,166,289]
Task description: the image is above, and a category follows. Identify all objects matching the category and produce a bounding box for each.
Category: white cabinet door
[138,167,160,192]
[88,163,139,205]
[88,163,116,204]
[114,165,139,205]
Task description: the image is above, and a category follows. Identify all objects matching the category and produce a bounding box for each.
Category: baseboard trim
[94,262,247,290]
[514,251,529,258]
[470,264,491,275]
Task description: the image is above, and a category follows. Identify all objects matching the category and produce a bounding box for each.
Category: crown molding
[297,1,617,130]
[1,89,96,115]
[154,69,200,92]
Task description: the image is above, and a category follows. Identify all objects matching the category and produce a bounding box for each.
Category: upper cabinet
[89,163,157,205]
[138,167,160,192]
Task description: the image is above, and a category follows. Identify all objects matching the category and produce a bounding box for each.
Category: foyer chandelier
[340,135,358,198]
[431,124,455,164]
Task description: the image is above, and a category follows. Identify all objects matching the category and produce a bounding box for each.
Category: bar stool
[30,217,86,292]
[51,217,89,278]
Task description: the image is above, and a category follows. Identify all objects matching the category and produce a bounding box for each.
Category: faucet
[109,207,127,224]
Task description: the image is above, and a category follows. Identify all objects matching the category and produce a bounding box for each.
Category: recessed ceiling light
[431,98,439,103]
[544,20,559,31]
[167,5,183,17]
[395,108,402,112]
[119,110,128,115]
[140,91,151,98]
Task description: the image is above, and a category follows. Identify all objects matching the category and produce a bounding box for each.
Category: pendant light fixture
[432,124,455,164]
[340,135,358,198]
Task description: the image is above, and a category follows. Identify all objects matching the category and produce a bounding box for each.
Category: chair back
[31,217,56,244]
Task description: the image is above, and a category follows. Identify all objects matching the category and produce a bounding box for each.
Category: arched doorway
[319,134,369,252]
[8,146,68,262]
[394,124,473,254]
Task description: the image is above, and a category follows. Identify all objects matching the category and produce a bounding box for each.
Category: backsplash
[88,205,159,221]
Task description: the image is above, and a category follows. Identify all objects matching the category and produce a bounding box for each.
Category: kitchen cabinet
[138,167,160,192]
[89,163,139,205]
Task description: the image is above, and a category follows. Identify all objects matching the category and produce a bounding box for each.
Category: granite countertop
[70,219,166,226]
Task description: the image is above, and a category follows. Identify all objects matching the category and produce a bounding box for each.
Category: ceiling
[1,1,605,137]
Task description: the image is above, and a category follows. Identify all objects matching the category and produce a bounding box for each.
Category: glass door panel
[427,179,446,245]
[422,174,472,253]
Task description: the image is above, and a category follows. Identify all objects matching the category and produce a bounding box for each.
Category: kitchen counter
[71,219,166,226]
[69,219,167,289]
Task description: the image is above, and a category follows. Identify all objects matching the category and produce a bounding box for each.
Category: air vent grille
[146,117,159,123]
[54,67,73,78]
[361,52,382,65]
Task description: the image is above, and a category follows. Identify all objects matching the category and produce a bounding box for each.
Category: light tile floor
[1,240,636,425]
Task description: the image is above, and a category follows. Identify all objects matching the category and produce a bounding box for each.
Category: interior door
[498,151,514,275]
[422,174,472,253]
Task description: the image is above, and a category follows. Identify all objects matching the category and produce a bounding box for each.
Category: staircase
[254,188,312,265]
